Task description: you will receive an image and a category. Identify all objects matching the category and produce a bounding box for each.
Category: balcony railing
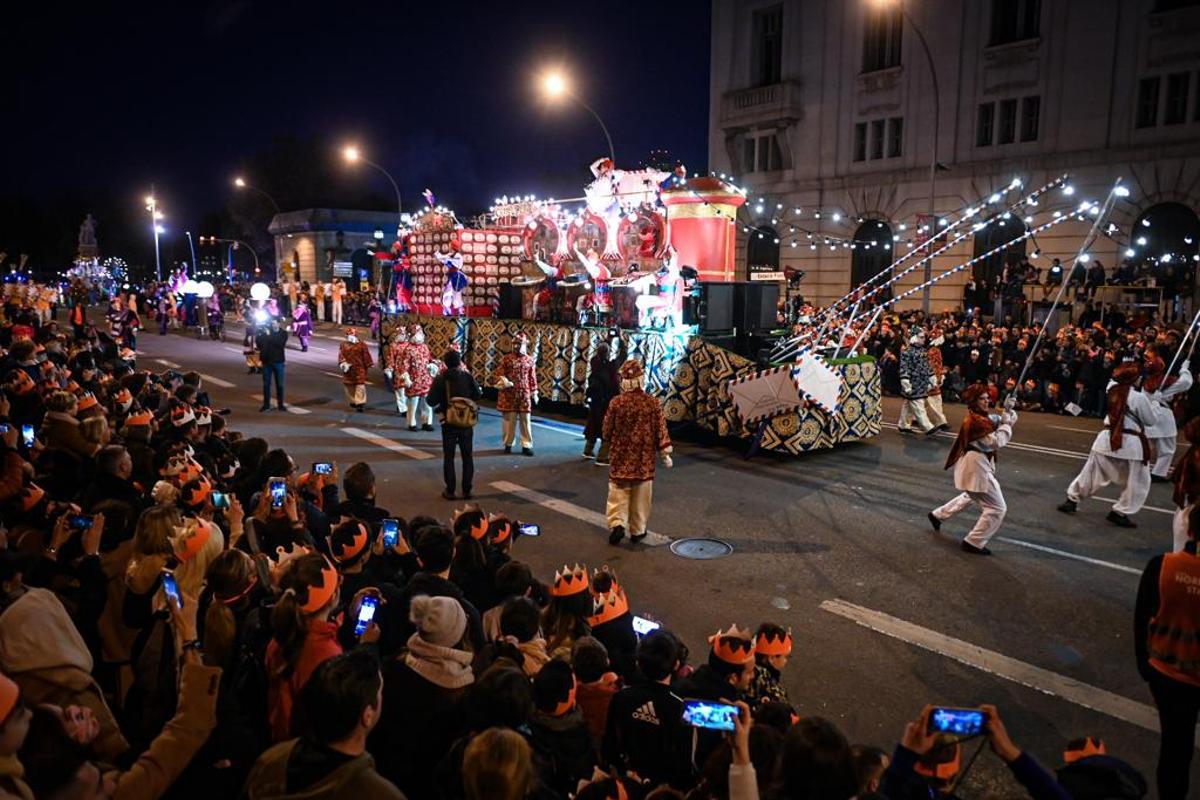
[720,81,803,128]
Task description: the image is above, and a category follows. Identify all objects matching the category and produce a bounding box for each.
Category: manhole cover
[670,538,733,559]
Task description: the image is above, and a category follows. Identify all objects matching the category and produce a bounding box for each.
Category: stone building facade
[269,209,399,288]
[709,0,1200,311]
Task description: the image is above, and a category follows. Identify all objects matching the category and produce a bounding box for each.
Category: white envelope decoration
[793,354,842,414]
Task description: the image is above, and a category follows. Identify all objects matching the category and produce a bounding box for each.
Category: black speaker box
[497,284,524,320]
[699,282,735,332]
[734,282,779,331]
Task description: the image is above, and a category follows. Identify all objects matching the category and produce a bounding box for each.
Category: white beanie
[410,595,467,647]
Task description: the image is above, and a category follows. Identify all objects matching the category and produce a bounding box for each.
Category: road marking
[199,373,235,388]
[489,480,670,546]
[1093,497,1174,515]
[478,409,586,439]
[341,426,433,459]
[224,347,244,355]
[323,371,343,379]
[287,405,311,415]
[1048,425,1100,434]
[996,537,1141,575]
[819,599,1174,737]
[882,422,1087,460]
[154,358,181,368]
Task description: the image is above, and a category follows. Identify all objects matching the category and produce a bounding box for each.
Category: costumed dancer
[575,245,612,327]
[437,240,469,316]
[494,332,537,456]
[1058,361,1169,527]
[399,324,436,431]
[291,293,313,352]
[1143,353,1192,483]
[604,359,672,546]
[383,325,410,416]
[634,246,685,330]
[898,331,936,435]
[924,328,950,431]
[928,384,1017,555]
[392,240,414,313]
[532,247,564,323]
[1172,418,1200,552]
[337,327,374,412]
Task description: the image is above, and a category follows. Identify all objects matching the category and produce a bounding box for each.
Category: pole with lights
[144,189,165,283]
[233,177,282,214]
[540,70,616,165]
[342,146,403,297]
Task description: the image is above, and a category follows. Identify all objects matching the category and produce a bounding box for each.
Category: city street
[143,319,1196,794]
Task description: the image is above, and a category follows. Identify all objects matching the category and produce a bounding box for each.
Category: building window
[751,5,784,87]
[887,117,904,157]
[1137,76,1161,128]
[998,98,1018,143]
[989,0,1040,46]
[1165,72,1190,124]
[870,119,885,159]
[977,102,995,146]
[1020,95,1041,141]
[862,6,902,73]
[744,131,783,173]
[853,123,867,162]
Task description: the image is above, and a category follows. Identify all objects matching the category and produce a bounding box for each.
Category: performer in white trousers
[1058,361,1170,527]
[924,330,950,431]
[1145,361,1192,482]
[928,384,1016,555]
[898,331,936,434]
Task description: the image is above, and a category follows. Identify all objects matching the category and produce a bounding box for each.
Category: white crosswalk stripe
[199,373,235,388]
[341,426,433,459]
[490,480,670,546]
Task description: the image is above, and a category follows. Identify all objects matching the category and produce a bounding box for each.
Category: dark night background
[2,0,711,278]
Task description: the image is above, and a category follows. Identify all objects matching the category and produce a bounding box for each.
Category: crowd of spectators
[0,291,1168,800]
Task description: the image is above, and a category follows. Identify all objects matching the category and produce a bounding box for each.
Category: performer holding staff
[928,384,1016,555]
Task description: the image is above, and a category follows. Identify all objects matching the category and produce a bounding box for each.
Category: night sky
[4,0,711,272]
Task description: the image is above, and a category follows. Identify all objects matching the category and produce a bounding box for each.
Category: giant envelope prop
[728,364,805,423]
[793,354,842,414]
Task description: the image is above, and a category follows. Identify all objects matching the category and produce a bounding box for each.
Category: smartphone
[21,424,35,448]
[354,595,379,637]
[269,478,287,509]
[518,522,540,537]
[681,700,739,732]
[68,514,94,531]
[381,518,400,549]
[632,615,661,637]
[161,570,183,609]
[0,423,8,435]
[927,707,988,737]
[313,462,333,476]
[211,491,230,510]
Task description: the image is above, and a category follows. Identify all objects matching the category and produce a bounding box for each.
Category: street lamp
[232,176,281,214]
[538,68,616,165]
[872,0,940,313]
[145,191,163,283]
[342,145,404,298]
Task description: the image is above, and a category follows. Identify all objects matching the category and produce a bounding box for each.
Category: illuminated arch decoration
[617,210,666,268]
[567,211,609,258]
[522,215,566,262]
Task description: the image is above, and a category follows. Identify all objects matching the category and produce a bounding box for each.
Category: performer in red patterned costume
[924,328,950,431]
[398,324,435,431]
[337,327,374,412]
[604,360,673,546]
[494,332,538,456]
[383,324,409,417]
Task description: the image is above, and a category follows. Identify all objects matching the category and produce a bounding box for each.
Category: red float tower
[660,177,747,282]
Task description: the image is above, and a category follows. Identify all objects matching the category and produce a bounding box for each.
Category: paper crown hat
[124,409,153,427]
[590,566,621,597]
[194,406,213,426]
[709,625,756,665]
[452,507,489,541]
[915,742,961,780]
[1063,736,1106,764]
[487,514,514,544]
[180,475,213,509]
[114,388,133,409]
[76,392,99,412]
[175,516,214,562]
[550,564,590,597]
[755,628,794,657]
[330,521,370,564]
[587,589,630,628]
[170,404,195,427]
[19,483,46,512]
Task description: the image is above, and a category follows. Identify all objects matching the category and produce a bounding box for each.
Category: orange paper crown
[124,410,153,427]
[550,564,590,597]
[1063,737,1106,764]
[114,388,133,408]
[331,522,370,564]
[487,514,514,544]
[76,392,98,412]
[755,628,793,657]
[587,589,630,627]
[709,625,756,665]
[175,517,214,562]
[19,483,46,512]
[180,475,213,508]
[300,557,340,614]
[915,743,961,780]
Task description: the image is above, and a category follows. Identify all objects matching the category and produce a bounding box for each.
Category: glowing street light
[342,145,360,164]
[232,175,281,213]
[144,189,164,283]
[341,144,403,296]
[537,67,616,165]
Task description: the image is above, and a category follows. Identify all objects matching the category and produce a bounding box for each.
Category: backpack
[445,397,479,428]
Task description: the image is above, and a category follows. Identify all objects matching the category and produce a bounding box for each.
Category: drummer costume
[383,325,410,415]
[438,240,469,316]
[924,329,950,431]
[337,328,375,412]
[1058,362,1169,526]
[929,384,1016,555]
[604,360,673,546]
[495,332,538,455]
[575,246,612,327]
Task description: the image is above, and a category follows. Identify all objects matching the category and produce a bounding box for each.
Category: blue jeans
[262,362,285,408]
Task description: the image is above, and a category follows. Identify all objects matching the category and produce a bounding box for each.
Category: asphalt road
[138,319,1194,797]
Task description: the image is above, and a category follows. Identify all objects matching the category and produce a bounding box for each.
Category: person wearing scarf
[1059,361,1171,527]
[928,383,1017,555]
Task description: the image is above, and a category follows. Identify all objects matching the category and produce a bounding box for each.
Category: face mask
[348,335,358,343]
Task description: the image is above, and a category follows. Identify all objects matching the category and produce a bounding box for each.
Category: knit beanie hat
[410,594,467,647]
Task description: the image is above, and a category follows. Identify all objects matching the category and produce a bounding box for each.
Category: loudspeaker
[498,284,524,320]
[698,282,734,332]
[734,282,779,331]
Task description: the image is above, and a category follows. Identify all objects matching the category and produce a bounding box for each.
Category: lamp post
[233,177,282,214]
[144,190,164,283]
[540,70,616,165]
[875,0,939,313]
[342,146,404,300]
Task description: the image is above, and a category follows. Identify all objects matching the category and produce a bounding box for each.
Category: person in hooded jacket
[527,659,597,797]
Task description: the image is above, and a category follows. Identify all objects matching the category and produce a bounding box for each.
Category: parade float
[381,160,882,456]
